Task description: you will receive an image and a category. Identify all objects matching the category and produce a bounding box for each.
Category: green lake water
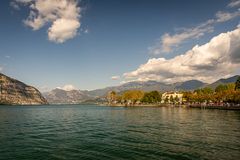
[0,105,239,160]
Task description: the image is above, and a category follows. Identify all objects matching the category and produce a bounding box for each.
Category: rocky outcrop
[0,73,48,105]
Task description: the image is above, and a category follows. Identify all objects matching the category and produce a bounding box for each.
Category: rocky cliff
[0,73,48,105]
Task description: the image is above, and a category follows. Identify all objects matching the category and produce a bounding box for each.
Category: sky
[0,0,240,91]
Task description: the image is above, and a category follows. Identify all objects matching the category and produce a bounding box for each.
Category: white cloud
[13,0,81,43]
[111,76,120,80]
[228,0,240,8]
[150,7,240,55]
[0,66,3,71]
[149,21,214,54]
[48,18,80,43]
[10,2,20,10]
[16,0,32,3]
[124,27,240,84]
[215,11,240,22]
[57,84,76,91]
[11,0,33,8]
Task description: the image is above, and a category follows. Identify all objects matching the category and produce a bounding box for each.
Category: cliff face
[0,73,48,105]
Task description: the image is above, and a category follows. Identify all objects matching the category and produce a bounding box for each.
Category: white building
[161,92,183,104]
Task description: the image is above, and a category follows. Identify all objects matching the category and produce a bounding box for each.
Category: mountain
[86,75,239,97]
[44,80,208,104]
[43,81,175,104]
[207,75,239,89]
[175,80,207,90]
[43,88,91,104]
[85,81,172,98]
[44,75,239,104]
[0,73,47,105]
[86,80,206,97]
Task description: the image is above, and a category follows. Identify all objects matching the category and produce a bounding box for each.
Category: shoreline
[188,104,240,110]
[106,103,240,110]
[1,103,240,110]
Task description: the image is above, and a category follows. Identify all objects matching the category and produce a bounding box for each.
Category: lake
[0,105,239,160]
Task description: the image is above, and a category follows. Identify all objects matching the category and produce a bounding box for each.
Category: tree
[234,91,240,103]
[235,76,240,90]
[116,95,122,103]
[201,87,214,94]
[164,96,169,104]
[225,90,240,104]
[182,81,240,105]
[122,90,144,104]
[170,95,174,104]
[215,84,228,92]
[227,83,235,90]
[193,87,214,104]
[141,91,161,103]
[182,91,194,103]
[107,91,117,104]
[174,95,180,104]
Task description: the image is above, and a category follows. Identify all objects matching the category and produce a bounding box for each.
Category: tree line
[107,76,240,105]
[107,90,162,105]
[183,81,240,105]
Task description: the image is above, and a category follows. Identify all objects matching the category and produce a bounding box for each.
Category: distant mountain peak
[44,88,90,104]
[217,75,239,83]
[207,75,239,89]
[175,79,206,91]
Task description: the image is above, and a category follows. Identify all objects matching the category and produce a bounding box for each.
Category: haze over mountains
[44,75,239,104]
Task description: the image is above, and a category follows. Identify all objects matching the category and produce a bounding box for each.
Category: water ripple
[0,105,240,160]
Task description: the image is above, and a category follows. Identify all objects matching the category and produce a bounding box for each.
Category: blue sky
[0,0,240,91]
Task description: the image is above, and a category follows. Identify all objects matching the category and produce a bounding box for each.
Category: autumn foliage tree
[122,90,144,104]
[107,91,117,104]
[182,81,240,105]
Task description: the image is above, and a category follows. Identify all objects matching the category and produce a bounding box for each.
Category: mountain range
[0,72,238,105]
[43,88,91,104]
[44,75,239,104]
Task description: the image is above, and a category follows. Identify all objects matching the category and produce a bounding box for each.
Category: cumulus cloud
[48,18,80,43]
[124,28,240,84]
[111,76,120,80]
[57,84,76,91]
[150,4,240,55]
[12,0,81,43]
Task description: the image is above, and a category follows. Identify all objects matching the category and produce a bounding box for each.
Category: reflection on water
[0,105,239,160]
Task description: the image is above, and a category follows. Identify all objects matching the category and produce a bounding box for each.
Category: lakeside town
[106,76,240,109]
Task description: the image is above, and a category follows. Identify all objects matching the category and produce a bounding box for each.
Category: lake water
[0,105,239,160]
